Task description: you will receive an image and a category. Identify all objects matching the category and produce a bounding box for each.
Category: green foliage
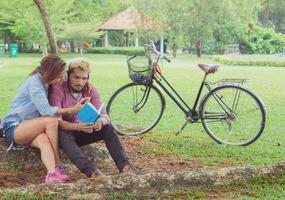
[259,0,285,34]
[161,173,285,199]
[136,0,261,57]
[239,27,285,54]
[92,0,130,22]
[0,1,45,45]
[106,193,137,200]
[86,47,145,55]
[213,55,285,67]
[57,22,102,43]
[108,31,127,47]
[2,192,63,200]
[0,0,110,52]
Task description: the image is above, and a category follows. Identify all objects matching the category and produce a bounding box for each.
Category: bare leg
[45,119,60,165]
[13,117,60,165]
[30,133,56,173]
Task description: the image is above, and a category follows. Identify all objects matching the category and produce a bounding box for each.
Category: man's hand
[77,122,94,134]
[93,120,103,132]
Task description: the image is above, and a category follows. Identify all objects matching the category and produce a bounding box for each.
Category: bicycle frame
[107,43,266,145]
[145,49,213,122]
[131,44,250,134]
[143,46,248,123]
[151,72,209,121]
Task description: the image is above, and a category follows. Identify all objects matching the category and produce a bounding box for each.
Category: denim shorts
[3,121,28,151]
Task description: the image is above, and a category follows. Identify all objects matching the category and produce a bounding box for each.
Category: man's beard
[71,85,83,92]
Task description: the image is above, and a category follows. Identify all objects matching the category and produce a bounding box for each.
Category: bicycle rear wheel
[199,84,266,146]
[107,83,165,136]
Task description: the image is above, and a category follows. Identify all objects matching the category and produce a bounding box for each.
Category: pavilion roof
[99,6,162,31]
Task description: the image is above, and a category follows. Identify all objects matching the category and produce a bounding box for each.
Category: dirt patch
[0,136,214,187]
[121,136,204,173]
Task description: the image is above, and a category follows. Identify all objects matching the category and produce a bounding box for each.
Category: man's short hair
[66,57,94,93]
[67,57,91,75]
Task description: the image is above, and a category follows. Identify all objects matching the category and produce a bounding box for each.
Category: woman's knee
[32,133,51,148]
[44,117,58,128]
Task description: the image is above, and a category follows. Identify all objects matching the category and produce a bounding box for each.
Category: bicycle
[107,42,266,146]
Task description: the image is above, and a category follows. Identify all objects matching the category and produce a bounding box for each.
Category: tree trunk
[80,42,84,55]
[125,32,130,47]
[196,40,202,58]
[33,0,58,55]
[70,40,75,52]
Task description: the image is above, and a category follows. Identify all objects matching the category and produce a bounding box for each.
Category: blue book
[77,102,102,123]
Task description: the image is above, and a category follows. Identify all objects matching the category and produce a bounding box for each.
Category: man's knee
[102,124,117,138]
[59,131,75,146]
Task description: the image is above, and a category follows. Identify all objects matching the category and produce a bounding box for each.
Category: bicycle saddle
[198,64,219,75]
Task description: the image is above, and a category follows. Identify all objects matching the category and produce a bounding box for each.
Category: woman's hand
[71,97,91,114]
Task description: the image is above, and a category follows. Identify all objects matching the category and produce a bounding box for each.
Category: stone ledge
[1,161,284,199]
[0,139,111,170]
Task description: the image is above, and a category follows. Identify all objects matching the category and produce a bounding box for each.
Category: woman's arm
[56,98,89,115]
[28,75,89,116]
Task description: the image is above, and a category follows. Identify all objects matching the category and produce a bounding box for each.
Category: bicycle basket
[127,53,153,84]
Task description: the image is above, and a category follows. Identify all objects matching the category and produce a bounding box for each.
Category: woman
[1,54,89,184]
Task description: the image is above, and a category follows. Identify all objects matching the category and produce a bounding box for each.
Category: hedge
[213,55,285,67]
[86,47,145,55]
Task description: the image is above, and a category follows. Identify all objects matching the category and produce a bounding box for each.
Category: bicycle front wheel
[107,83,165,136]
[199,84,266,146]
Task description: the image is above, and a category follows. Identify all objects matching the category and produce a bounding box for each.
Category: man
[48,57,134,179]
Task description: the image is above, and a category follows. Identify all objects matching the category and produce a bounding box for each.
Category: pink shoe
[45,172,65,184]
[55,165,70,182]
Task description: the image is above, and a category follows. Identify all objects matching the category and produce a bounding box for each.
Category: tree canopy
[0,0,284,56]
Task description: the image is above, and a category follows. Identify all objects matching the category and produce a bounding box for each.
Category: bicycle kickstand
[176,120,188,135]
[175,116,193,135]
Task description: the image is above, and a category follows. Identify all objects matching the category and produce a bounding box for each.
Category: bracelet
[75,123,80,131]
[68,107,74,115]
[100,116,108,126]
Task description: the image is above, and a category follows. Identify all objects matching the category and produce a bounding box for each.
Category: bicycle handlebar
[146,41,171,63]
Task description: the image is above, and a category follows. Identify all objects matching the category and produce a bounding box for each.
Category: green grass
[105,173,285,199]
[2,192,63,200]
[163,173,285,200]
[0,53,284,169]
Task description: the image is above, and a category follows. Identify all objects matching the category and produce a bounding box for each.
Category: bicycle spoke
[200,85,266,146]
[236,107,262,117]
[107,83,165,136]
[232,87,241,112]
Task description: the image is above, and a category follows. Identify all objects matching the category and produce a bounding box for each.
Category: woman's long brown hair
[30,54,66,84]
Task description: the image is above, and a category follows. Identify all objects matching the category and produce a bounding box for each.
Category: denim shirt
[1,73,59,126]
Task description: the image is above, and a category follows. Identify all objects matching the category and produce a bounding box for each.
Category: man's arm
[59,120,96,133]
[59,120,80,131]
[90,86,110,125]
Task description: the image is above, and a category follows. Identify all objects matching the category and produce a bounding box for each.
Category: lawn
[0,53,284,168]
[0,53,284,199]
